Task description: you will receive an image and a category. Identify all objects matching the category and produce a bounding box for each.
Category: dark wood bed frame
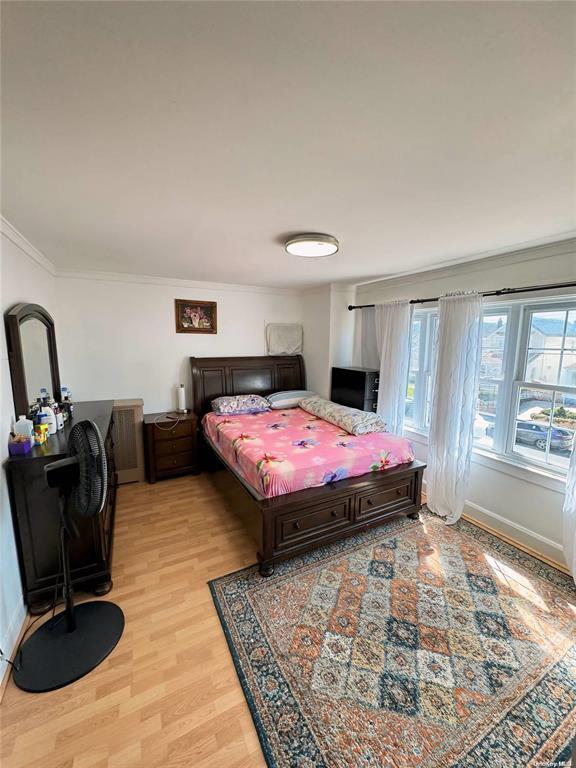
[190,354,425,576]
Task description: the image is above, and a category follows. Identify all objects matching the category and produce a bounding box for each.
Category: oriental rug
[209,512,575,767]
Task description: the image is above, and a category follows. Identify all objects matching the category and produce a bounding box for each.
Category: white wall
[57,274,304,413]
[0,223,57,664]
[329,285,356,370]
[301,284,356,398]
[353,238,576,565]
[301,286,332,398]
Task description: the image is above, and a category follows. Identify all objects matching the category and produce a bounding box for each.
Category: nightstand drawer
[156,451,196,472]
[154,437,194,457]
[153,420,194,440]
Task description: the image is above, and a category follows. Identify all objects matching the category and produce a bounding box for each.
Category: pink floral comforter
[202,407,415,498]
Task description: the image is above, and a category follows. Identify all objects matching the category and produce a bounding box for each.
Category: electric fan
[13,420,125,693]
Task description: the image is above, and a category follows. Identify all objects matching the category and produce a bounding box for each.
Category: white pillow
[266,390,316,410]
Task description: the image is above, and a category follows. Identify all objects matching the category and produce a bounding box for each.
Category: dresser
[5,400,117,614]
[330,366,380,412]
[143,412,199,483]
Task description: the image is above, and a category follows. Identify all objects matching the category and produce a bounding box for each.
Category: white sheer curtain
[427,292,482,524]
[563,445,576,583]
[353,306,379,369]
[374,301,413,435]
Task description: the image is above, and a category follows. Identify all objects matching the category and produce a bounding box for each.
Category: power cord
[0,650,18,672]
[153,412,186,431]
[1,522,65,675]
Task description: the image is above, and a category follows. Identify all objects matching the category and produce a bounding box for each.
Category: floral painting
[174,299,217,334]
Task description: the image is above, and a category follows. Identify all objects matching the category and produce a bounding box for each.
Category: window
[475,311,509,450]
[404,298,576,475]
[405,311,437,431]
[510,305,576,472]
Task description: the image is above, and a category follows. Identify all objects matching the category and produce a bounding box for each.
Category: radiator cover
[112,399,144,484]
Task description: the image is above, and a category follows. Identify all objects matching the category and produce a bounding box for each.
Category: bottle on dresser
[60,386,74,421]
[39,388,57,435]
[53,401,64,431]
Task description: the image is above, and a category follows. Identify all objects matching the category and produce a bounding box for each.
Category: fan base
[13,601,124,693]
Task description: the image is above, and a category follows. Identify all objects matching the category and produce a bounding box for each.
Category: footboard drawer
[355,476,415,522]
[275,499,352,551]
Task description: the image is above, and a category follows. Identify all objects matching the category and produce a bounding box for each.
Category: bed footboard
[256,460,425,576]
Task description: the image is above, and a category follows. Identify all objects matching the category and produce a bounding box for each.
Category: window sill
[403,427,567,493]
[404,425,428,443]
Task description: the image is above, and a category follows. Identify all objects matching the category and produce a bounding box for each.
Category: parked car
[514,422,573,451]
[485,420,573,451]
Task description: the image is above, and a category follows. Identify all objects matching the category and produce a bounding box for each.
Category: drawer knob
[331,510,338,518]
[293,521,301,530]
[173,459,177,465]
[366,499,373,506]
[396,488,403,496]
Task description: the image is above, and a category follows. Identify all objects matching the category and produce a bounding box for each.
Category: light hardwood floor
[1,472,268,768]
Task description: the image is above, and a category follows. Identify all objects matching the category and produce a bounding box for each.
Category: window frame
[403,296,576,477]
[504,300,576,471]
[475,305,515,454]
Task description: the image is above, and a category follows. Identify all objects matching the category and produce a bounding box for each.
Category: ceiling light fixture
[285,233,339,258]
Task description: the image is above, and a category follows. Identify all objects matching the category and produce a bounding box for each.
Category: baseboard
[462,499,568,572]
[421,488,569,576]
[0,607,28,703]
[461,512,569,576]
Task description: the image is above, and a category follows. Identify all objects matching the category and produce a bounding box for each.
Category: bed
[191,354,426,576]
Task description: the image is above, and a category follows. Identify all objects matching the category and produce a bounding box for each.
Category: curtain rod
[347,280,576,310]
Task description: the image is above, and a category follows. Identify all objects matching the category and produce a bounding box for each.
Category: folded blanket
[299,396,387,436]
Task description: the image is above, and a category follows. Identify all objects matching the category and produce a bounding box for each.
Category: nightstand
[143,412,199,483]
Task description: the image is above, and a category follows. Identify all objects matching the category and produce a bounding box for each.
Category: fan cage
[68,420,108,517]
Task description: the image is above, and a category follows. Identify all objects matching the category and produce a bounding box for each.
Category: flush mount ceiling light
[285,233,339,258]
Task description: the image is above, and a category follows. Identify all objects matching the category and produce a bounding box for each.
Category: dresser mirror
[5,303,61,417]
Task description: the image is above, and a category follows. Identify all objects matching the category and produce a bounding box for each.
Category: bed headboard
[190,354,306,419]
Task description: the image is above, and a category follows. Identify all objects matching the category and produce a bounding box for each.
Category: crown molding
[0,217,57,276]
[55,268,304,297]
[356,234,576,294]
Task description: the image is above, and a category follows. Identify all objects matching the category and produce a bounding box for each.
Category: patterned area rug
[209,512,576,767]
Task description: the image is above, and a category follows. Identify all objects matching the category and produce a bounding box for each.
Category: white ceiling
[2,1,574,288]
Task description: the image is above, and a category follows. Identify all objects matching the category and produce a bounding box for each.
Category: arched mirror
[5,303,61,418]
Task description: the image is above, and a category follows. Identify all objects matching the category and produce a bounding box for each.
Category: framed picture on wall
[174,299,217,334]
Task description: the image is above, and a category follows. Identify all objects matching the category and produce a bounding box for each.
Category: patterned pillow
[299,396,387,435]
[211,394,270,415]
[267,390,316,410]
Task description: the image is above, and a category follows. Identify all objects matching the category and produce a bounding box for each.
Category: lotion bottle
[41,402,57,435]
